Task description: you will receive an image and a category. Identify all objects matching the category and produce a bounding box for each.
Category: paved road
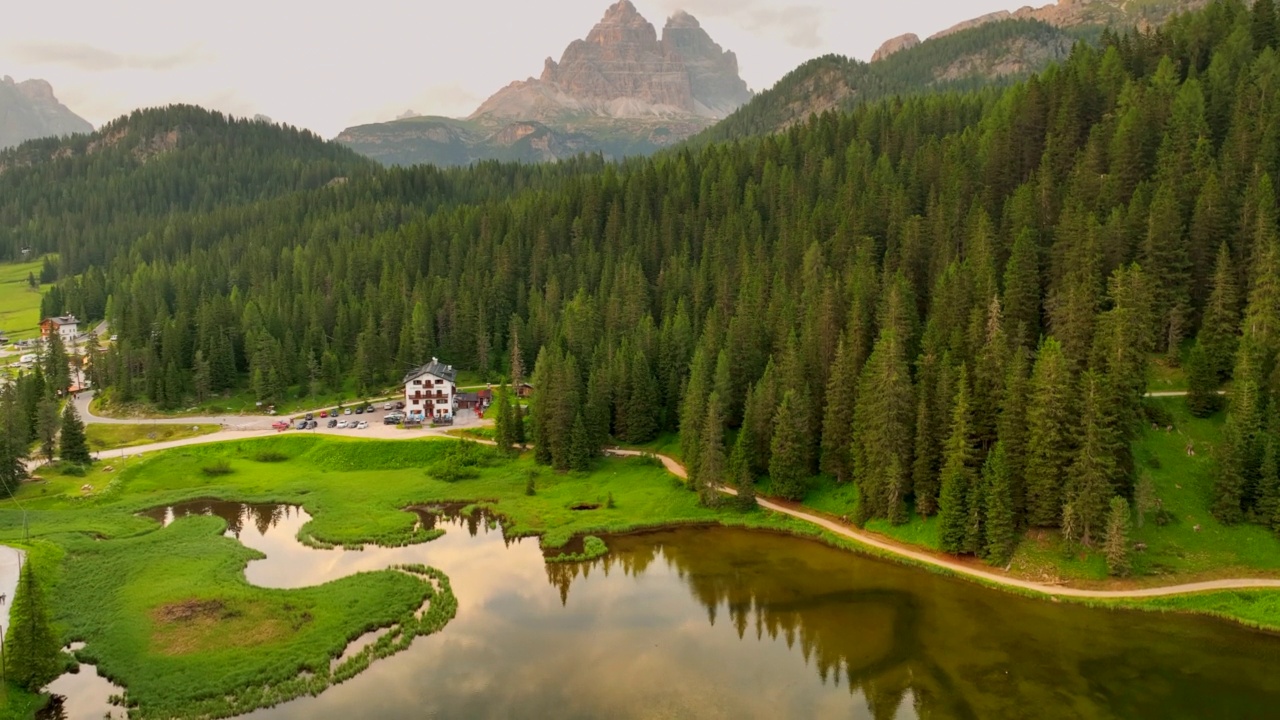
[74,391,406,431]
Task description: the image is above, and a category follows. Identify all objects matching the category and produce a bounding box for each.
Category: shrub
[426,461,479,483]
[253,451,289,463]
[201,460,234,476]
[606,492,616,509]
[62,464,87,478]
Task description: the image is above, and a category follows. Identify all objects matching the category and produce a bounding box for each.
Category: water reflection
[102,503,1280,718]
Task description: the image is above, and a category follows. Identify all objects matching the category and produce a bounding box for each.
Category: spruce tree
[852,330,915,522]
[1255,436,1280,532]
[939,366,977,553]
[494,384,515,454]
[697,393,727,506]
[1134,472,1158,530]
[730,430,758,510]
[1065,373,1118,546]
[983,442,1017,565]
[997,345,1031,519]
[36,396,59,462]
[6,563,62,691]
[819,336,858,483]
[1199,244,1240,381]
[1186,340,1223,417]
[1002,229,1042,348]
[42,332,71,396]
[1104,497,1133,577]
[1025,339,1076,527]
[0,386,29,495]
[769,390,810,501]
[569,411,592,472]
[680,347,712,477]
[59,401,91,466]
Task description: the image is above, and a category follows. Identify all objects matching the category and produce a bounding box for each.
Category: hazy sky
[2,0,1032,137]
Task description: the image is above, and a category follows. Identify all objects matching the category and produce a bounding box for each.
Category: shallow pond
[57,500,1280,718]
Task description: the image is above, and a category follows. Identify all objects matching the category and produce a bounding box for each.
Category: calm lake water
[47,500,1280,719]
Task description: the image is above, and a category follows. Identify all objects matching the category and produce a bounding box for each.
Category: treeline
[29,0,1280,558]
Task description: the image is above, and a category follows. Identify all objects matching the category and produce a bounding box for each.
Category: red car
[271,421,289,431]
[320,411,328,418]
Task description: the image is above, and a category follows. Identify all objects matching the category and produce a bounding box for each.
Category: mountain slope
[0,76,93,149]
[701,0,1207,144]
[0,105,375,266]
[337,1,752,167]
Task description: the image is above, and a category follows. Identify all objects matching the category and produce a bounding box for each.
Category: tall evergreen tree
[1065,373,1118,545]
[769,390,810,501]
[1024,339,1076,526]
[939,366,978,552]
[5,563,62,691]
[36,396,59,462]
[852,330,915,523]
[59,401,91,466]
[697,393,728,506]
[1104,497,1133,577]
[983,442,1017,565]
[819,336,859,483]
[0,386,29,494]
[1199,244,1240,380]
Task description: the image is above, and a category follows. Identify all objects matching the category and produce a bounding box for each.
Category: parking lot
[283,404,485,437]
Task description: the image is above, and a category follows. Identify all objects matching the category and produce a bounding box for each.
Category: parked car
[354,406,365,415]
[395,401,405,410]
[337,421,348,429]
[383,402,394,411]
[320,411,328,418]
[327,419,337,428]
[295,420,307,430]
[357,421,369,430]
[384,413,403,425]
[305,413,314,421]
[344,408,353,416]
[272,421,289,431]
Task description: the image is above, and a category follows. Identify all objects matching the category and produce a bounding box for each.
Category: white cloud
[10,42,212,72]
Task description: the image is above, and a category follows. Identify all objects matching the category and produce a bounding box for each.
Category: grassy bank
[86,424,222,452]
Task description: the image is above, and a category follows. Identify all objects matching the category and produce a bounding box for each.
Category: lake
[43,500,1280,719]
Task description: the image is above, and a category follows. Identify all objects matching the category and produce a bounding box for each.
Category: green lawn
[86,424,222,452]
[0,259,47,344]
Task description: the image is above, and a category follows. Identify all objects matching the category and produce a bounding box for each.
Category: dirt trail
[52,423,1280,600]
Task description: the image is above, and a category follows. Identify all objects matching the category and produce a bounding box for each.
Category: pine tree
[730,429,757,510]
[6,563,62,691]
[1104,497,1133,577]
[1186,340,1223,417]
[0,386,29,495]
[819,336,858,483]
[494,384,515,454]
[1255,436,1280,532]
[1065,372,1118,546]
[36,396,59,462]
[1003,229,1042,347]
[59,401,91,466]
[939,366,977,553]
[983,442,1016,565]
[1199,244,1240,381]
[680,347,712,478]
[42,332,70,396]
[852,330,915,523]
[509,321,525,388]
[769,390,810,501]
[697,393,727,506]
[997,345,1031,519]
[1134,472,1158,530]
[569,411,592,472]
[1025,339,1076,526]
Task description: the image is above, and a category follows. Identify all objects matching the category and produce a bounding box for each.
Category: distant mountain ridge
[337,1,753,167]
[704,0,1209,144]
[0,76,93,150]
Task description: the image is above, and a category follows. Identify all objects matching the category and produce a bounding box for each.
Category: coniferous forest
[7,0,1280,559]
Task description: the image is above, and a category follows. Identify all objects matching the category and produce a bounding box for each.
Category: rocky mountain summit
[0,76,93,150]
[338,1,752,167]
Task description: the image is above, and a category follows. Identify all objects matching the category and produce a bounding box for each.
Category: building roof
[457,392,480,403]
[43,315,78,327]
[403,357,457,384]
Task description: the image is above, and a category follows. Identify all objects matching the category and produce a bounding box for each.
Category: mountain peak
[473,1,750,123]
[665,10,701,30]
[0,77,93,150]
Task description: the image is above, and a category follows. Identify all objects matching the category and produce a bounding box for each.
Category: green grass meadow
[86,424,222,452]
[0,259,46,343]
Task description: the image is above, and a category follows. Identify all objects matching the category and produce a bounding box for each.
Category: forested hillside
[18,0,1280,559]
[693,19,1086,145]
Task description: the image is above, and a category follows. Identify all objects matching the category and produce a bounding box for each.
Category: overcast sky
[2,0,1032,137]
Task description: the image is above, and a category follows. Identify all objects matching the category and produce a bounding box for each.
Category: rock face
[872,34,921,62]
[339,1,753,167]
[0,76,93,150]
[926,0,1210,41]
[473,1,751,123]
